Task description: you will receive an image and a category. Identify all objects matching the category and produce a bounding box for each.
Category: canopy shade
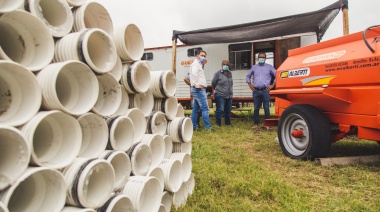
[172,0,347,45]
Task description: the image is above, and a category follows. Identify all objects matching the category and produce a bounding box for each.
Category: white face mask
[258,58,265,64]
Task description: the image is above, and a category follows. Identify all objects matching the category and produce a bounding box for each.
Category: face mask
[258,58,265,64]
[222,65,229,71]
[199,56,205,63]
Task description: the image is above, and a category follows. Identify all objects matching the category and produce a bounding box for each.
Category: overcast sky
[97,0,379,48]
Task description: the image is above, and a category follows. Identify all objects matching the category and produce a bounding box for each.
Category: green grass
[175,106,380,211]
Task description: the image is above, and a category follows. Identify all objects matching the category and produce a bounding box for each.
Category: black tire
[278,104,331,159]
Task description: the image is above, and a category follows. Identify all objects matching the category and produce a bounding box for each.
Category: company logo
[280,68,310,78]
[303,50,346,64]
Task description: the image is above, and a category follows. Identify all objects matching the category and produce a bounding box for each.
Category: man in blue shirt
[246,52,276,128]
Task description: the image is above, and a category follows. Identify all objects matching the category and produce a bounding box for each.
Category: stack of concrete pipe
[0,0,194,211]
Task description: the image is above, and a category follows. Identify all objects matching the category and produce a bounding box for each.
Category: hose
[362,25,380,53]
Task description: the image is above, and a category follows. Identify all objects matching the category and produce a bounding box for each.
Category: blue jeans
[191,87,211,130]
[214,92,232,126]
[253,90,270,125]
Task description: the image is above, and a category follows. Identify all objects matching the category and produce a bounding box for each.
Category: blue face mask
[222,65,229,71]
[199,56,205,63]
[258,58,265,64]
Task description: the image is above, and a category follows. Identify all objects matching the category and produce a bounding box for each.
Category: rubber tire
[278,104,331,159]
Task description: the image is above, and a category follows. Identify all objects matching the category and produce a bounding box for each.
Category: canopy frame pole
[171,38,177,75]
[342,0,349,35]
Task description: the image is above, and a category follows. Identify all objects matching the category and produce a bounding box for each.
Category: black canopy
[172,0,347,45]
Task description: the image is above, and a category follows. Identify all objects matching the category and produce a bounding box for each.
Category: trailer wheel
[278,104,331,159]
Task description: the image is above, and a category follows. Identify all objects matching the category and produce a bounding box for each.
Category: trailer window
[141,52,153,61]
[228,43,252,70]
[187,48,202,57]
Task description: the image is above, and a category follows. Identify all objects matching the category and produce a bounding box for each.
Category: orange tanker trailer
[270,25,380,159]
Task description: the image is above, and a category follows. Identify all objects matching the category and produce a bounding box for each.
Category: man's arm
[184,76,191,86]
[211,72,218,89]
[246,69,255,91]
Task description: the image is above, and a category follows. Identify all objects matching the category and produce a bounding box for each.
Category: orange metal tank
[271,25,380,159]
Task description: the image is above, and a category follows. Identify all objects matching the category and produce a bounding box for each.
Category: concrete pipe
[122,176,161,212]
[0,126,30,191]
[158,159,182,193]
[62,158,115,209]
[113,24,144,62]
[0,0,24,13]
[126,143,152,176]
[99,150,132,192]
[141,134,165,171]
[0,167,66,212]
[148,166,165,192]
[172,141,192,155]
[112,85,129,117]
[162,135,173,159]
[0,61,41,127]
[150,70,177,98]
[129,91,154,117]
[0,10,54,71]
[37,61,99,116]
[77,113,108,158]
[109,56,122,81]
[153,96,178,121]
[26,0,74,37]
[159,204,167,212]
[170,153,192,182]
[124,108,147,144]
[66,0,87,7]
[92,73,122,117]
[98,194,134,212]
[54,28,117,74]
[185,173,195,196]
[21,110,82,169]
[176,104,185,117]
[161,191,172,212]
[146,111,168,136]
[171,182,189,209]
[167,117,193,143]
[0,201,8,212]
[121,61,151,94]
[72,1,113,36]
[61,206,96,212]
[106,116,134,152]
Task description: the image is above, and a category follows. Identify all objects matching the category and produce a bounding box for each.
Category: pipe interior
[38,0,69,26]
[86,30,116,73]
[124,25,144,60]
[133,63,150,93]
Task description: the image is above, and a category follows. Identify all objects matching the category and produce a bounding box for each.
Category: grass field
[175,106,380,211]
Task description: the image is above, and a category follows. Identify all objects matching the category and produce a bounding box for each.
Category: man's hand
[248,84,255,91]
[266,84,274,91]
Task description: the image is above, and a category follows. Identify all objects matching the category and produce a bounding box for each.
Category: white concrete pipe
[172,141,192,155]
[0,126,30,191]
[147,111,168,136]
[176,104,185,117]
[61,206,96,212]
[161,191,172,212]
[150,70,177,98]
[66,0,87,7]
[170,153,192,182]
[98,194,134,212]
[148,166,165,192]
[62,158,115,209]
[0,0,24,13]
[122,176,161,212]
[159,204,167,212]
[126,143,152,176]
[121,61,151,94]
[124,108,147,144]
[54,28,117,74]
[37,61,99,116]
[106,116,134,151]
[77,113,108,158]
[141,134,165,171]
[153,96,178,121]
[0,201,8,212]
[109,56,122,81]
[0,167,66,212]
[112,85,129,117]
[129,91,154,117]
[158,159,182,193]
[99,150,131,191]
[113,24,144,62]
[0,10,54,71]
[72,1,113,36]
[92,73,122,117]
[21,110,82,169]
[26,0,74,37]
[0,61,41,127]
[167,117,193,143]
[163,135,173,159]
[171,182,189,209]
[185,173,195,196]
